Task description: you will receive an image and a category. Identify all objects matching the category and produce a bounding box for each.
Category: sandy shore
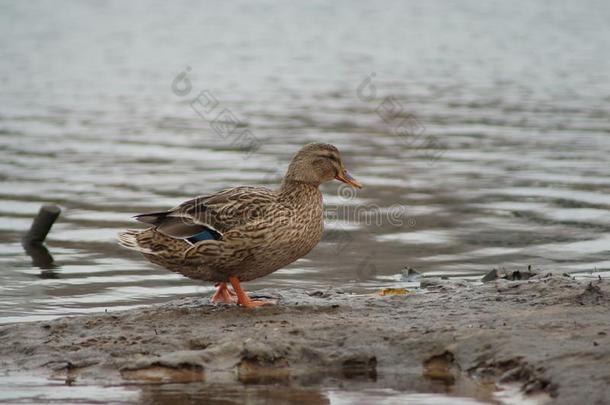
[1,274,608,404]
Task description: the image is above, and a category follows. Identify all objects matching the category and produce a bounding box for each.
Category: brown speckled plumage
[117,143,360,286]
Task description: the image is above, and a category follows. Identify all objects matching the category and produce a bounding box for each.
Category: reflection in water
[0,375,494,405]
[138,384,331,405]
[2,366,496,405]
[24,243,58,278]
[0,2,609,324]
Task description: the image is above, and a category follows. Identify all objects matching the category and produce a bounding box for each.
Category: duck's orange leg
[210,282,237,304]
[228,276,274,308]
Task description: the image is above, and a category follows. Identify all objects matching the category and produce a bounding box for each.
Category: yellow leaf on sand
[378,288,410,296]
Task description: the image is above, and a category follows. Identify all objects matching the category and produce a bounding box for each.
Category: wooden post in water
[22,204,61,246]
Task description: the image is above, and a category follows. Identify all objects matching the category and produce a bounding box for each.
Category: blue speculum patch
[186,229,219,244]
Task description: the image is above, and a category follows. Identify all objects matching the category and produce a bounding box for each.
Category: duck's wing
[134,186,276,240]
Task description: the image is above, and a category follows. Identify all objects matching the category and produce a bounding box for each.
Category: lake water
[0,1,609,402]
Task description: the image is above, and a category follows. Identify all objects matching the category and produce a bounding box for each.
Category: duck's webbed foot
[229,276,276,308]
[210,282,237,304]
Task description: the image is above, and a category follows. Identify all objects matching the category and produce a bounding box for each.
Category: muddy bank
[1,275,609,404]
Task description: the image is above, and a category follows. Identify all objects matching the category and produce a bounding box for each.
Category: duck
[118,143,362,308]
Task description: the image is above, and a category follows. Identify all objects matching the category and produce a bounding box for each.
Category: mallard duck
[118,143,361,308]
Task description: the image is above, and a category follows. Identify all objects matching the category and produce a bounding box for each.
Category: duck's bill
[335,170,362,189]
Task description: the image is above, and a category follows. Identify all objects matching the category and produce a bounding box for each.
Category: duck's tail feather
[133,211,169,225]
[117,228,190,257]
[118,228,195,274]
[118,229,154,254]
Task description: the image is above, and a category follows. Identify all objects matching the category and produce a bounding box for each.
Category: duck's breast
[234,187,324,281]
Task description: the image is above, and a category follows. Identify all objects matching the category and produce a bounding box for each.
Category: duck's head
[284,143,362,189]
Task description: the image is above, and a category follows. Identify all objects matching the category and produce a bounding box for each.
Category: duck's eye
[318,153,340,163]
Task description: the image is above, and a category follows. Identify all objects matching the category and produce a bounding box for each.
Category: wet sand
[1,274,608,404]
